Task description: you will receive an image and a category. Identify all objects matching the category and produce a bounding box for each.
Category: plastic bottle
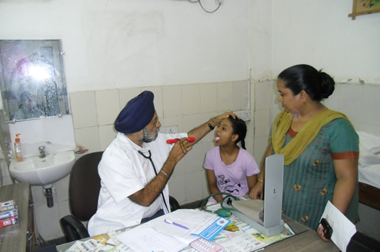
[14,133,23,162]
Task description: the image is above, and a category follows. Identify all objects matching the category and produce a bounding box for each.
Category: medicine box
[0,207,18,220]
[0,216,18,228]
[0,200,16,212]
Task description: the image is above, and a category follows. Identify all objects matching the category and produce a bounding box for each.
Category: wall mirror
[0,40,70,122]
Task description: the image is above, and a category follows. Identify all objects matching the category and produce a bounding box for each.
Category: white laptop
[231,154,284,236]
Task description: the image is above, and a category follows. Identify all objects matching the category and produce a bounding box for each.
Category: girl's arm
[247,174,258,196]
[206,169,223,202]
[249,143,273,199]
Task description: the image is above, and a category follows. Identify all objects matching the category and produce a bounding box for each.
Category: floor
[36,200,380,252]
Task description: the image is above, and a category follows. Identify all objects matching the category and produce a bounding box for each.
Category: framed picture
[349,0,380,19]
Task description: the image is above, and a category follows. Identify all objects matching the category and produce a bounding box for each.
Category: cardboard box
[0,207,18,220]
[0,200,16,212]
[0,216,18,228]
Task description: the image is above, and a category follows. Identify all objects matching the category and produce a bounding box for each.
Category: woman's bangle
[160,170,169,178]
[258,179,264,183]
[206,121,214,130]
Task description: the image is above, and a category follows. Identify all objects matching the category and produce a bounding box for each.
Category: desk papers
[149,209,230,240]
[210,214,294,252]
[117,223,188,252]
[64,230,130,252]
[61,209,295,252]
[117,209,230,252]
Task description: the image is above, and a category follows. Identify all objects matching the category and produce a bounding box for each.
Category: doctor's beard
[141,127,159,143]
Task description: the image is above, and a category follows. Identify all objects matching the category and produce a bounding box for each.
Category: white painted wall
[270,0,380,84]
[0,0,250,92]
[250,0,380,84]
[250,1,273,81]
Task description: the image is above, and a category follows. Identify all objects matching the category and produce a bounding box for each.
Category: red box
[0,216,18,228]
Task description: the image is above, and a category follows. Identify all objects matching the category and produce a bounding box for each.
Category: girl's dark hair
[278,64,335,102]
[228,117,247,149]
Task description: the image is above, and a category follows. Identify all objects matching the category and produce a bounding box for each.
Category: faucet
[39,146,46,158]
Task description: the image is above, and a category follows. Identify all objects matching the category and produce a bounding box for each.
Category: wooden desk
[57,213,339,252]
[265,229,338,252]
[209,214,339,252]
[264,215,339,252]
[0,182,36,252]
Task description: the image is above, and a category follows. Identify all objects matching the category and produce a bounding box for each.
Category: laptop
[231,154,284,236]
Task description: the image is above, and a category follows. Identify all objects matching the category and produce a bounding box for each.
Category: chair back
[69,151,103,221]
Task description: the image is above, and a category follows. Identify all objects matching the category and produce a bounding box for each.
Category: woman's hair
[228,117,247,149]
[278,64,335,102]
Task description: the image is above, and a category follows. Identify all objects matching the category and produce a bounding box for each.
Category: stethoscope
[138,150,170,213]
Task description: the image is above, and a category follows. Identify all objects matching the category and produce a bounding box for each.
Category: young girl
[204,117,260,203]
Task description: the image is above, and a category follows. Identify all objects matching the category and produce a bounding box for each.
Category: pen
[166,137,195,144]
[164,219,189,230]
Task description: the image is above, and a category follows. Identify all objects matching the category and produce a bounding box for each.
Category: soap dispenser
[14,133,23,162]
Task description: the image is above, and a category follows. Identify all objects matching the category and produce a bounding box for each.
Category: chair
[60,151,181,242]
[60,151,104,242]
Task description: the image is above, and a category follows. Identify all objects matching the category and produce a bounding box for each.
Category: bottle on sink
[14,133,23,162]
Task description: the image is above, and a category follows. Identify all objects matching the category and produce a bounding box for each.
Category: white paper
[117,223,188,252]
[149,209,216,236]
[67,239,104,252]
[321,201,357,252]
[218,232,265,252]
[149,213,196,239]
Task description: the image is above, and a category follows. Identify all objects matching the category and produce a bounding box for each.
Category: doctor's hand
[209,112,240,128]
[168,137,193,163]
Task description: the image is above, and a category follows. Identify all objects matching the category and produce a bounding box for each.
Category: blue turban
[114,91,155,133]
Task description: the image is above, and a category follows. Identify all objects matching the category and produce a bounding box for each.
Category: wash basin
[9,150,75,186]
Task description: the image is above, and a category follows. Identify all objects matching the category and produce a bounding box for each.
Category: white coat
[88,132,187,236]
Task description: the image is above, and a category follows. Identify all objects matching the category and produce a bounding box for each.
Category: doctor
[88,90,236,236]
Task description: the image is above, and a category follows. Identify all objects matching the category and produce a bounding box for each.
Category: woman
[250,64,359,241]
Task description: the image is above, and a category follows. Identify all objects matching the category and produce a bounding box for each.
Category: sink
[9,150,75,186]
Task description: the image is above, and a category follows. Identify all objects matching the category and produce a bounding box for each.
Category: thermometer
[167,137,195,144]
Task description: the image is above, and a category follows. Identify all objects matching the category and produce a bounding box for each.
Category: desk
[0,182,37,252]
[57,213,338,252]
[265,215,339,252]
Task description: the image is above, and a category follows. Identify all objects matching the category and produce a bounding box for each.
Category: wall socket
[165,125,178,134]
[233,110,251,122]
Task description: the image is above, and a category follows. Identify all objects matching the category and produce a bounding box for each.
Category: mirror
[0,40,70,122]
